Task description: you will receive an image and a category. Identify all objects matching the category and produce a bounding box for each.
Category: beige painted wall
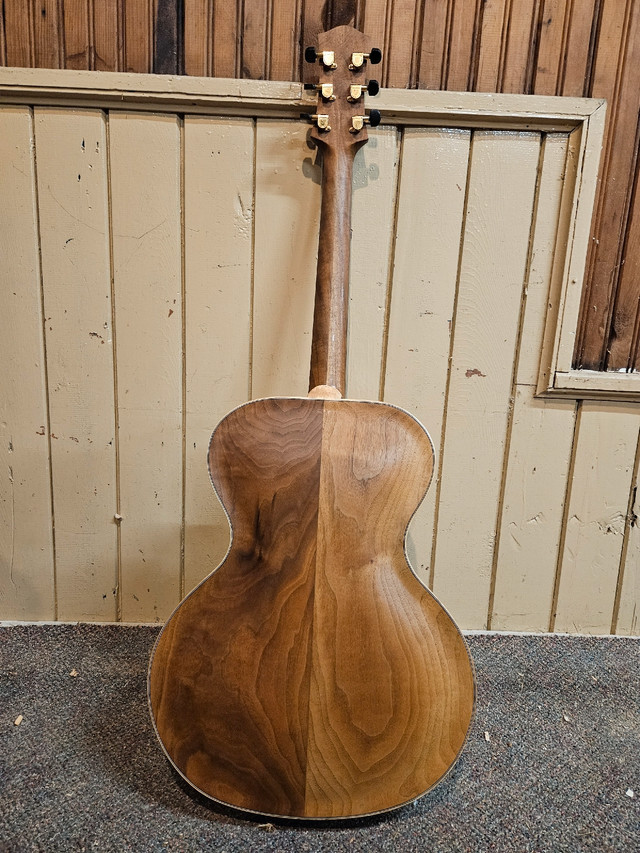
[0,71,638,634]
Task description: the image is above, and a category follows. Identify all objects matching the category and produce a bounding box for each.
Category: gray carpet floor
[0,625,638,852]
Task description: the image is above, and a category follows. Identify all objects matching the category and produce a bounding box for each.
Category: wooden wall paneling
[212,0,239,78]
[109,111,182,623]
[383,127,471,585]
[183,116,254,594]
[3,0,35,67]
[251,120,321,399]
[0,107,55,620]
[62,0,89,69]
[608,125,640,371]
[124,0,153,72]
[34,107,117,621]
[491,133,577,631]
[93,0,120,71]
[431,130,541,629]
[500,0,540,93]
[154,0,182,74]
[532,0,570,96]
[346,126,399,401]
[553,401,639,634]
[576,0,640,370]
[184,0,209,76]
[475,0,510,93]
[360,0,388,86]
[416,0,450,90]
[445,0,479,91]
[614,434,640,635]
[241,0,268,79]
[269,0,302,81]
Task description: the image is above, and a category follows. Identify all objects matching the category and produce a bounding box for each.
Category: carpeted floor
[0,625,638,852]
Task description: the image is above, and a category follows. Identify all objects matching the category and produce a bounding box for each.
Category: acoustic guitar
[148,24,475,820]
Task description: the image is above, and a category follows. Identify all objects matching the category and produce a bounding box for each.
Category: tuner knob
[349,111,382,133]
[349,49,383,69]
[367,79,380,96]
[347,80,380,102]
[369,48,382,64]
[304,47,337,69]
[368,109,381,127]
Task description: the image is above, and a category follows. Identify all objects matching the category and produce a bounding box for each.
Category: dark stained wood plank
[532,0,570,95]
[93,0,120,71]
[241,0,268,79]
[301,0,330,85]
[445,0,480,91]
[575,0,640,369]
[211,0,238,78]
[62,0,89,69]
[183,0,208,75]
[269,0,303,81]
[154,0,182,73]
[360,0,388,86]
[608,115,640,370]
[33,0,63,67]
[501,0,540,93]
[2,0,34,67]
[416,0,452,90]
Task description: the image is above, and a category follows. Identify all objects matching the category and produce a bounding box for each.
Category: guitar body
[148,397,475,819]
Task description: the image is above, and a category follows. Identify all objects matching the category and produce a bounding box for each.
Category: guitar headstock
[303,25,381,154]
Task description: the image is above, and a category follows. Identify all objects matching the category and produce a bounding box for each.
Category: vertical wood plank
[416,0,451,90]
[109,112,182,623]
[501,0,540,93]
[616,442,640,635]
[251,120,321,398]
[431,130,541,629]
[0,107,55,620]
[124,0,152,72]
[533,0,569,95]
[34,107,117,621]
[33,0,63,68]
[384,127,471,585]
[212,0,238,78]
[62,0,89,69]
[385,0,419,88]
[184,0,209,76]
[346,126,399,401]
[446,0,479,91]
[360,0,388,87]
[554,401,639,634]
[183,116,254,593]
[560,0,597,96]
[475,0,509,93]
[241,0,268,79]
[3,0,35,67]
[491,133,577,632]
[154,0,181,73]
[94,0,119,71]
[269,0,303,81]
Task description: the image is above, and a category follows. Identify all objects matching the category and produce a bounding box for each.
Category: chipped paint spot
[465,368,486,378]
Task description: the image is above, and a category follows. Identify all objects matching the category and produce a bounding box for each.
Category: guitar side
[148,397,475,819]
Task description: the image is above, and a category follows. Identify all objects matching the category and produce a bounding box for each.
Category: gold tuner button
[349,110,381,133]
[349,48,382,69]
[312,114,331,131]
[318,83,335,101]
[304,47,337,69]
[347,84,365,102]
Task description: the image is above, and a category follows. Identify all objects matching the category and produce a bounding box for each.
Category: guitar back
[148,397,475,819]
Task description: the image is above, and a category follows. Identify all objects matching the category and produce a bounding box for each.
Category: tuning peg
[349,110,381,133]
[304,47,337,69]
[311,114,331,131]
[349,48,383,70]
[303,82,336,101]
[346,80,380,102]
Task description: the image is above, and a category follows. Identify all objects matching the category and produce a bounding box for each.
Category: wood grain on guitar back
[148,397,475,819]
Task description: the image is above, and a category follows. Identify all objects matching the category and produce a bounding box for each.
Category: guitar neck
[309,145,356,395]
[305,25,380,398]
